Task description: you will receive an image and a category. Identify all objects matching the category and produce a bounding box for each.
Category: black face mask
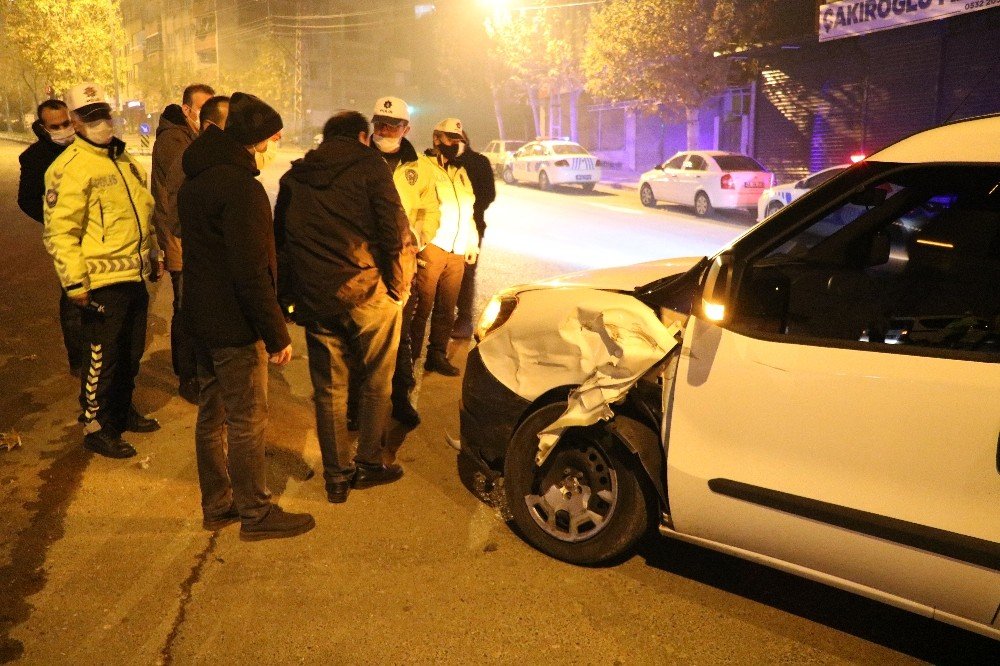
[438,142,463,161]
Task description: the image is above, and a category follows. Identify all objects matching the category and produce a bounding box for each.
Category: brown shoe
[239,505,316,542]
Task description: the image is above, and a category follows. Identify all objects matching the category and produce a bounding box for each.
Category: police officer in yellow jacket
[43,82,161,459]
[366,96,440,431]
[409,118,479,377]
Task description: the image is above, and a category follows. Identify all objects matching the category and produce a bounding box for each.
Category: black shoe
[84,431,137,459]
[391,398,421,430]
[202,505,240,530]
[239,505,316,542]
[451,319,474,339]
[179,378,200,405]
[425,351,460,377]
[326,480,351,504]
[125,406,160,433]
[352,462,404,489]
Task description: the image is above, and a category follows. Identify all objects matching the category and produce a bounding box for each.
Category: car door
[511,143,532,181]
[675,154,710,205]
[666,162,1000,627]
[653,154,687,202]
[484,141,499,169]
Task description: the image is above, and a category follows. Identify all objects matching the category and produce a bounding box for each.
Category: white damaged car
[458,114,1000,640]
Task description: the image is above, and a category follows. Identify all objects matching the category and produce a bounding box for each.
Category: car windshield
[714,155,766,172]
[551,143,589,155]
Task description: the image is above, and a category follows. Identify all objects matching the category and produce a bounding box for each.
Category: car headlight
[475,294,518,342]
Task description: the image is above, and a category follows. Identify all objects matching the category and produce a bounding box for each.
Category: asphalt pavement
[1,140,996,664]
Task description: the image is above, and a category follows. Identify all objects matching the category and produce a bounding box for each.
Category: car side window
[733,164,1000,360]
[687,155,708,171]
[487,142,497,154]
[665,155,686,170]
[534,145,547,157]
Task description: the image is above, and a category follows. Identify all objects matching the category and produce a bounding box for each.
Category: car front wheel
[694,191,713,217]
[503,166,515,185]
[504,403,656,566]
[639,183,656,207]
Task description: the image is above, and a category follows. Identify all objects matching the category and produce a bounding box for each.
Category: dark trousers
[410,244,465,360]
[79,282,148,435]
[455,232,483,328]
[306,293,401,484]
[169,270,197,383]
[59,289,84,372]
[194,341,271,523]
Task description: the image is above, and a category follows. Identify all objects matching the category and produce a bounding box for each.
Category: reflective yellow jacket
[422,151,478,255]
[43,136,157,297]
[386,138,440,249]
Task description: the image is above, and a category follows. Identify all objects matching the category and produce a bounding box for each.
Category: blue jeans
[306,293,402,483]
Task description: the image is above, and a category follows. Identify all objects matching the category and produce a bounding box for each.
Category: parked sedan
[639,151,773,216]
[482,139,527,177]
[757,164,849,221]
[502,140,602,192]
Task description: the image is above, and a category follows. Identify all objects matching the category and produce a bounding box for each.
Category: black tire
[694,191,713,217]
[580,182,596,193]
[639,183,656,207]
[504,403,656,566]
[765,200,784,218]
[539,170,551,191]
[503,166,515,185]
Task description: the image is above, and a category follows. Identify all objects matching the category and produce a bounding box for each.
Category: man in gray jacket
[151,84,214,403]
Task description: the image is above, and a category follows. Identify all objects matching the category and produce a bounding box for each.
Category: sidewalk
[599,170,641,191]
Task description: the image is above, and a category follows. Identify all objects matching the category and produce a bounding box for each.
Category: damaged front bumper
[457,347,533,474]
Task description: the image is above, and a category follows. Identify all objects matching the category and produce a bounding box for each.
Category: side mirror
[701,252,735,322]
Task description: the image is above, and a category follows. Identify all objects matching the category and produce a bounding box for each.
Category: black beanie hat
[225,92,283,146]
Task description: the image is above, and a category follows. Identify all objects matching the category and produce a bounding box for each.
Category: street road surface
[1,140,996,663]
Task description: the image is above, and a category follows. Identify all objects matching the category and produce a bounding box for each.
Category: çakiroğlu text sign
[819,0,998,41]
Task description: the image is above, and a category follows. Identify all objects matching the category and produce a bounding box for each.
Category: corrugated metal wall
[755,10,1000,186]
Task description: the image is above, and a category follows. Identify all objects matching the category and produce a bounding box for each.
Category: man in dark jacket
[17,99,82,374]
[274,110,414,504]
[452,130,496,339]
[151,84,214,403]
[178,92,314,541]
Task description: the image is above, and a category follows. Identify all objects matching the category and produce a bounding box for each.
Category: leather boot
[425,350,460,377]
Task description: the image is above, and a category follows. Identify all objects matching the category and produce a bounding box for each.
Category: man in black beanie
[178,92,315,541]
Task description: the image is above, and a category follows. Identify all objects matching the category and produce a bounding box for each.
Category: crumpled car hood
[524,256,702,293]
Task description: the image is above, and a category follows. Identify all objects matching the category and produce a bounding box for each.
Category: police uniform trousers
[409,243,466,360]
[79,281,148,435]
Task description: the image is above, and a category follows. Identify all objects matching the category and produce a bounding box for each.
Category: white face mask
[372,134,402,153]
[82,119,114,145]
[48,126,76,146]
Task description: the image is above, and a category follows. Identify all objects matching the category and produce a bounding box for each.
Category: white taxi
[757,164,849,221]
[502,140,602,192]
[639,150,773,216]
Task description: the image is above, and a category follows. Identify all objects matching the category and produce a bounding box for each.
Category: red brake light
[554,159,569,167]
[720,173,734,189]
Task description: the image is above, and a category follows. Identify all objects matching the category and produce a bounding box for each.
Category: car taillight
[721,173,734,189]
[554,159,569,167]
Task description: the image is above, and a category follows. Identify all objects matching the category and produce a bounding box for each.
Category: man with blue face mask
[43,82,161,460]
